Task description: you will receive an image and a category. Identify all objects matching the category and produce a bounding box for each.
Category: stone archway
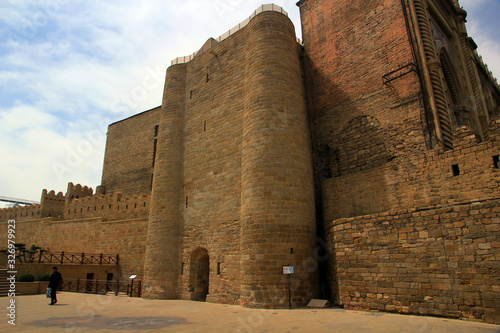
[189,247,210,301]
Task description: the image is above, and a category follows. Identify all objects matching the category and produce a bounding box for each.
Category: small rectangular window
[152,139,158,167]
[217,262,221,275]
[154,125,159,137]
[181,262,184,275]
[185,196,189,208]
[452,164,460,176]
[493,155,499,169]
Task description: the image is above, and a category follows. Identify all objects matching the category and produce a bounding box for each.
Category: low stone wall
[16,282,48,295]
[326,199,500,324]
[12,263,119,282]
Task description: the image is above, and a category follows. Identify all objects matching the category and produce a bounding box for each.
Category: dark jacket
[49,271,62,290]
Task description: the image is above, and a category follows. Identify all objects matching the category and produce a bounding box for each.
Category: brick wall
[326,199,500,324]
[0,217,147,281]
[300,0,431,221]
[100,106,161,195]
[180,220,241,304]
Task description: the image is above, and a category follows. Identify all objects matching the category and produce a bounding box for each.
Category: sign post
[129,274,137,297]
[283,266,294,309]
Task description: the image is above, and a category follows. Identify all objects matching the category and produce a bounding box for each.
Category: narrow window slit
[493,155,499,169]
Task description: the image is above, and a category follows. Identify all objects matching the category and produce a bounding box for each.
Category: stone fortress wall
[141,7,317,307]
[100,106,162,196]
[299,0,500,323]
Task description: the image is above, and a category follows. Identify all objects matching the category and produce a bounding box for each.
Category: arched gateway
[189,247,209,301]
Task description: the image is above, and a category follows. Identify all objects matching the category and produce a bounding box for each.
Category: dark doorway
[106,273,113,292]
[189,248,210,301]
[86,273,94,292]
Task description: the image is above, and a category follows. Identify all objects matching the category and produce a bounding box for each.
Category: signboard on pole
[283,266,294,274]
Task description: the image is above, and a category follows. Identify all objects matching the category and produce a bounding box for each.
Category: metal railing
[59,278,141,297]
[38,251,119,265]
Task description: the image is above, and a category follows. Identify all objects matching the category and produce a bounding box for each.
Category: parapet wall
[0,203,42,222]
[65,182,93,203]
[64,192,150,220]
[326,199,500,324]
[0,189,65,222]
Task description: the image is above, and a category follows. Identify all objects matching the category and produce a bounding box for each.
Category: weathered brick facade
[1,1,499,324]
[100,106,161,195]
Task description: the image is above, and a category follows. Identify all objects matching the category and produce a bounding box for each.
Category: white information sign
[129,274,137,279]
[283,266,294,275]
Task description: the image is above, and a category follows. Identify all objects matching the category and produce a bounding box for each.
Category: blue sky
[0,0,499,202]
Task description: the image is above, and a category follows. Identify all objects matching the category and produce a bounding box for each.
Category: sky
[0,0,499,203]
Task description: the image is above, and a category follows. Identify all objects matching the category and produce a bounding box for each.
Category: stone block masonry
[101,106,162,195]
[0,217,147,281]
[326,199,500,324]
[141,8,319,307]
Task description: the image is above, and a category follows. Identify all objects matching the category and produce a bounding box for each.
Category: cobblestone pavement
[1,293,499,332]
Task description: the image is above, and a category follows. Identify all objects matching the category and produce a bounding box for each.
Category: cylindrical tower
[240,11,318,308]
[143,63,186,299]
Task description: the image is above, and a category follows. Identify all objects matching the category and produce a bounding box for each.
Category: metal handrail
[59,278,141,297]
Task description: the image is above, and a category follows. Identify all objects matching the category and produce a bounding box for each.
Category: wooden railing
[60,278,141,297]
[38,251,119,265]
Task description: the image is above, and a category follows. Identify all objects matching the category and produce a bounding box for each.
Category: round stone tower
[240,11,318,308]
[142,63,186,299]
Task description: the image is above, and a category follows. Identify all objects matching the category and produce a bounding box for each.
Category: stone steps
[0,269,10,297]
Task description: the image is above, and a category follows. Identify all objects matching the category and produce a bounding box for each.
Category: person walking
[48,266,62,305]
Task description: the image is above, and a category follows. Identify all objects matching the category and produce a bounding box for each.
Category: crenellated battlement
[0,188,66,222]
[65,191,150,221]
[41,189,65,203]
[65,182,94,204]
[0,203,42,222]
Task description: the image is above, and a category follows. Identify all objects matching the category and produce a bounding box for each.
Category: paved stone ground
[1,293,499,332]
